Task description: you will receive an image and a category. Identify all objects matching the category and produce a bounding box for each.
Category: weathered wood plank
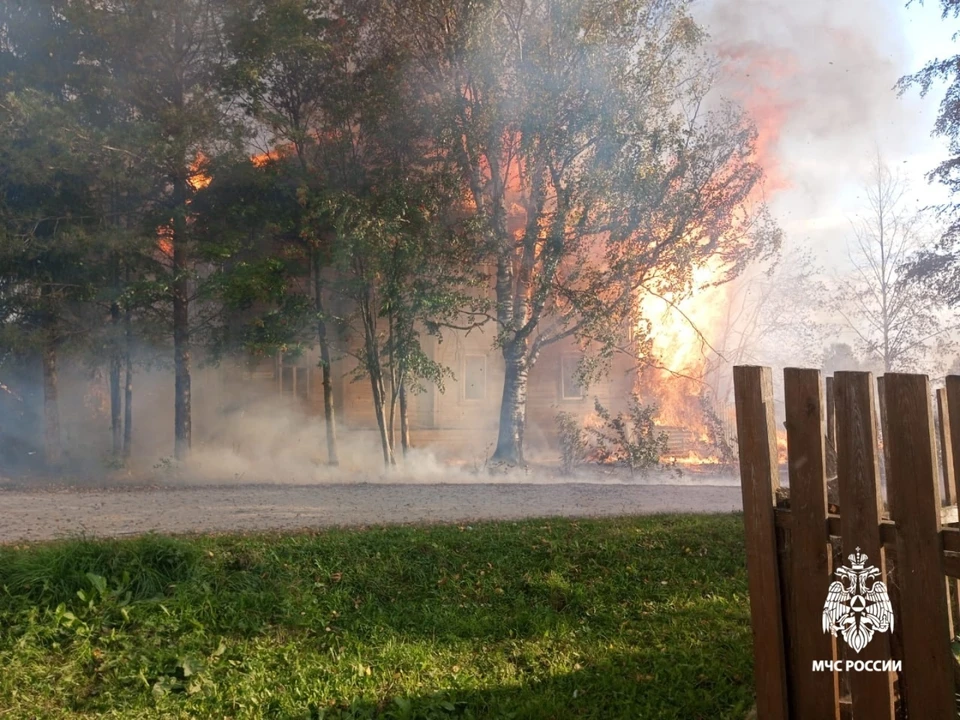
[884,373,956,719]
[834,371,896,719]
[776,513,960,579]
[827,375,838,480]
[945,527,960,553]
[937,387,960,640]
[878,376,891,502]
[946,378,960,500]
[877,375,909,716]
[938,388,958,509]
[733,366,790,720]
[783,368,840,719]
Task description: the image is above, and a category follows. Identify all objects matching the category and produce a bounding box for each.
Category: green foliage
[0,535,200,607]
[0,90,107,352]
[587,397,669,473]
[899,0,960,254]
[555,411,588,476]
[0,516,753,718]
[0,0,785,466]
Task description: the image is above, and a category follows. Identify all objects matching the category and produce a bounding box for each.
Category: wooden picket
[834,372,896,719]
[782,369,840,719]
[733,366,790,719]
[734,367,960,719]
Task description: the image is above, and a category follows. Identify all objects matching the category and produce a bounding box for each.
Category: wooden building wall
[249,324,637,461]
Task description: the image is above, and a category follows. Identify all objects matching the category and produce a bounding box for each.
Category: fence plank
[945,377,960,507]
[877,376,891,495]
[938,389,957,509]
[884,374,956,719]
[877,375,909,718]
[734,366,790,720]
[783,368,840,719]
[827,376,838,481]
[937,388,960,639]
[834,371,896,719]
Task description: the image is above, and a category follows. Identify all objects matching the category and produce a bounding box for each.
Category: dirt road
[0,482,742,543]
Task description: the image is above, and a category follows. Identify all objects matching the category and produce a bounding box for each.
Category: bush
[555,411,588,475]
[587,396,668,473]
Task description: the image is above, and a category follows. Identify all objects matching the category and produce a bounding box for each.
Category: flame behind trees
[69,0,241,461]
[2,0,785,469]
[375,0,781,463]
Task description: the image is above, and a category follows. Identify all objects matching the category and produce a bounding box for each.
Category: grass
[0,514,753,719]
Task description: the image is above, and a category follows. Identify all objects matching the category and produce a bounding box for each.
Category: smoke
[0,348,743,486]
[693,0,919,222]
[681,0,952,388]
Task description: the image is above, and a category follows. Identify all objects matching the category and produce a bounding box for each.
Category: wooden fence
[734,367,960,719]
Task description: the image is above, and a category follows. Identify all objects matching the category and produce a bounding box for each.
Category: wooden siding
[241,328,637,458]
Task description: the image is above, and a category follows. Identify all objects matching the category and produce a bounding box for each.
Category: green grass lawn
[0,514,753,719]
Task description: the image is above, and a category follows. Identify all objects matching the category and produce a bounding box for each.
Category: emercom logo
[813,660,902,672]
[821,547,894,652]
[815,547,896,672]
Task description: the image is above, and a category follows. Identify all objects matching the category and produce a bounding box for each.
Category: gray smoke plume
[693,0,919,213]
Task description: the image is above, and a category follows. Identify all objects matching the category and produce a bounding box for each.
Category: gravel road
[0,482,742,543]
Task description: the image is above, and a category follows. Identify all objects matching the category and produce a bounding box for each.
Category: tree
[832,155,951,373]
[322,178,485,466]
[66,0,241,461]
[897,1,960,314]
[221,0,367,465]
[900,0,960,242]
[822,343,866,376]
[372,0,780,464]
[0,3,170,467]
[224,0,488,467]
[0,93,103,466]
[669,244,830,408]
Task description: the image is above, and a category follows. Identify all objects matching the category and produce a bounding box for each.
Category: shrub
[587,396,668,473]
[555,411,588,475]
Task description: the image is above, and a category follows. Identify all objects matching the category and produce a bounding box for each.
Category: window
[278,354,310,402]
[464,354,486,400]
[561,355,585,400]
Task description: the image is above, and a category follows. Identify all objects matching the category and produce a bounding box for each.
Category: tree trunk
[369,367,394,467]
[41,341,61,467]
[312,255,339,465]
[492,344,530,465]
[399,379,410,457]
[110,353,122,457]
[110,298,122,457]
[360,294,394,468]
[387,379,397,453]
[123,306,133,459]
[172,175,191,461]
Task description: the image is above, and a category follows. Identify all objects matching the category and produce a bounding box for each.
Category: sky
[693,0,958,272]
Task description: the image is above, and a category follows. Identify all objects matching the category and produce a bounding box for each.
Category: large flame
[636,260,737,465]
[636,61,790,465]
[640,257,732,391]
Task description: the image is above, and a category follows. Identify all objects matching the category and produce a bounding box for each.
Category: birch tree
[373,0,780,464]
[833,155,951,373]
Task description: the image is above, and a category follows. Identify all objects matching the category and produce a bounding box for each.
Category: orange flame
[715,45,797,196]
[634,51,791,465]
[251,149,282,167]
[188,152,211,191]
[156,152,210,257]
